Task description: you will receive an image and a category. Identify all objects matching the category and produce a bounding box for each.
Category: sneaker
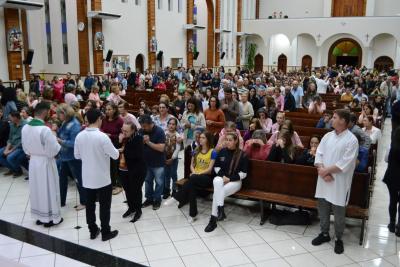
[311,233,331,246]
[75,205,85,211]
[334,239,344,254]
[152,201,161,210]
[388,222,396,233]
[112,187,123,195]
[122,209,134,218]
[142,199,153,208]
[163,197,177,206]
[102,230,118,241]
[188,216,197,223]
[13,171,23,178]
[90,228,100,240]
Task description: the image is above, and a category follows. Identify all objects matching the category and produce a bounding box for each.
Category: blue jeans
[144,167,164,203]
[0,147,25,173]
[59,159,86,206]
[164,158,178,195]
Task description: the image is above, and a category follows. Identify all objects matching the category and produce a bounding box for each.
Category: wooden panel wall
[4,8,23,80]
[255,0,260,19]
[332,0,365,17]
[147,0,156,70]
[91,0,103,74]
[77,0,90,75]
[21,10,30,79]
[214,0,220,67]
[236,0,242,66]
[186,0,194,68]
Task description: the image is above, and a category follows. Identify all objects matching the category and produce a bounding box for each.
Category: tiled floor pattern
[0,119,398,267]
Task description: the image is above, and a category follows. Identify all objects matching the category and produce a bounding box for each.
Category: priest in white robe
[311,109,358,255]
[22,102,63,226]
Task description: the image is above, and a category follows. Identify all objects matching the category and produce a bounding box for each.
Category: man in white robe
[22,102,63,227]
[311,109,358,254]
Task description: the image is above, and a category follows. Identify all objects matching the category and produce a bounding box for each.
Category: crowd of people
[0,63,399,255]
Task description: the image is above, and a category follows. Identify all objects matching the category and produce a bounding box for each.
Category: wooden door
[278,54,287,73]
[301,55,312,73]
[332,0,365,17]
[135,54,144,73]
[254,54,263,72]
[374,56,394,72]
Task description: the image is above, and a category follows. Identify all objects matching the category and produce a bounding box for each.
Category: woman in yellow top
[165,131,217,222]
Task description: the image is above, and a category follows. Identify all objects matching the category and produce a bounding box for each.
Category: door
[278,54,287,73]
[301,55,312,73]
[135,54,144,73]
[254,54,263,72]
[374,56,394,72]
[332,0,365,17]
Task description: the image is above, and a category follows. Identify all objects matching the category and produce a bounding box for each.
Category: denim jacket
[57,117,81,161]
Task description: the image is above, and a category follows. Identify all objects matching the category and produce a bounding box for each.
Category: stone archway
[328,38,362,67]
[374,56,394,72]
[254,54,263,72]
[135,54,144,73]
[278,54,287,73]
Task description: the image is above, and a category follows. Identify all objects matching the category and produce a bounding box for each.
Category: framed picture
[111,55,130,72]
[8,28,23,51]
[94,32,104,51]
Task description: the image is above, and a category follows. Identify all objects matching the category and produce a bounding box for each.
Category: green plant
[246,43,257,70]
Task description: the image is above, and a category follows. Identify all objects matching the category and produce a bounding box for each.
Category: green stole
[28,118,45,126]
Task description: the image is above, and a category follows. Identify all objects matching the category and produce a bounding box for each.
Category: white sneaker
[188,216,197,223]
[163,197,178,206]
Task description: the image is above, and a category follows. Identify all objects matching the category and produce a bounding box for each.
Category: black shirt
[140,125,166,168]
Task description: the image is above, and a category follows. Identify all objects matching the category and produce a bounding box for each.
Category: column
[366,47,374,69]
[323,0,332,17]
[91,0,103,74]
[365,0,375,16]
[214,0,221,67]
[186,0,194,68]
[395,43,400,69]
[147,0,156,70]
[77,0,90,75]
[236,0,242,66]
[4,8,23,80]
[316,46,322,67]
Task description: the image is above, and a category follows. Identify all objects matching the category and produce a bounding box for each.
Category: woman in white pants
[205,132,249,232]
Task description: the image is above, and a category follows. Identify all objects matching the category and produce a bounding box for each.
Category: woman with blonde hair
[56,103,86,210]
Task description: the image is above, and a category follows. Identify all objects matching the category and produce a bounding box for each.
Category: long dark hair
[187,97,200,114]
[105,103,119,119]
[278,130,295,159]
[225,132,242,176]
[193,131,214,168]
[1,87,17,106]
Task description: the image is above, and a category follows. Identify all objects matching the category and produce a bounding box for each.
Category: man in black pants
[74,109,119,241]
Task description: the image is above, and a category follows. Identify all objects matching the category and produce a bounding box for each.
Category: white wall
[296,34,317,66]
[269,34,292,65]
[27,5,46,75]
[370,34,397,63]
[259,0,324,19]
[374,0,400,16]
[156,0,187,69]
[102,0,147,71]
[0,8,9,81]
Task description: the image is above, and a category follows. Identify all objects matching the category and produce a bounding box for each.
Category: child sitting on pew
[244,130,272,160]
[267,130,295,163]
[267,119,304,149]
[216,121,244,151]
[295,135,321,166]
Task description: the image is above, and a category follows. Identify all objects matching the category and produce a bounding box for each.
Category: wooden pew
[293,126,330,137]
[287,117,319,128]
[177,157,371,245]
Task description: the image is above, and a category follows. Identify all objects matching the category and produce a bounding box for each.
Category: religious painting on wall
[8,28,23,51]
[94,32,104,50]
[150,36,158,53]
[111,55,130,72]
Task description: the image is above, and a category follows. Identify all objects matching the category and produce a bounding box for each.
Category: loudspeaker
[157,51,163,60]
[194,51,200,60]
[220,52,225,60]
[23,49,34,65]
[105,50,113,62]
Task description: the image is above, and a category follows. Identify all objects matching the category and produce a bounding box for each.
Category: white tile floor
[0,119,399,267]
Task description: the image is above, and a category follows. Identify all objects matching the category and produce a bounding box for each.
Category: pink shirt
[273,95,285,111]
[271,122,280,133]
[107,93,123,105]
[308,101,326,114]
[260,118,273,133]
[267,130,304,148]
[88,92,101,107]
[120,113,141,130]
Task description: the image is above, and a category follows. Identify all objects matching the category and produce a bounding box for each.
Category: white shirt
[74,128,119,189]
[314,77,330,94]
[362,126,381,145]
[315,129,359,206]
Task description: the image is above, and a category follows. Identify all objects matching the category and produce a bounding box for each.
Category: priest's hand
[323,174,334,182]
[318,167,330,178]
